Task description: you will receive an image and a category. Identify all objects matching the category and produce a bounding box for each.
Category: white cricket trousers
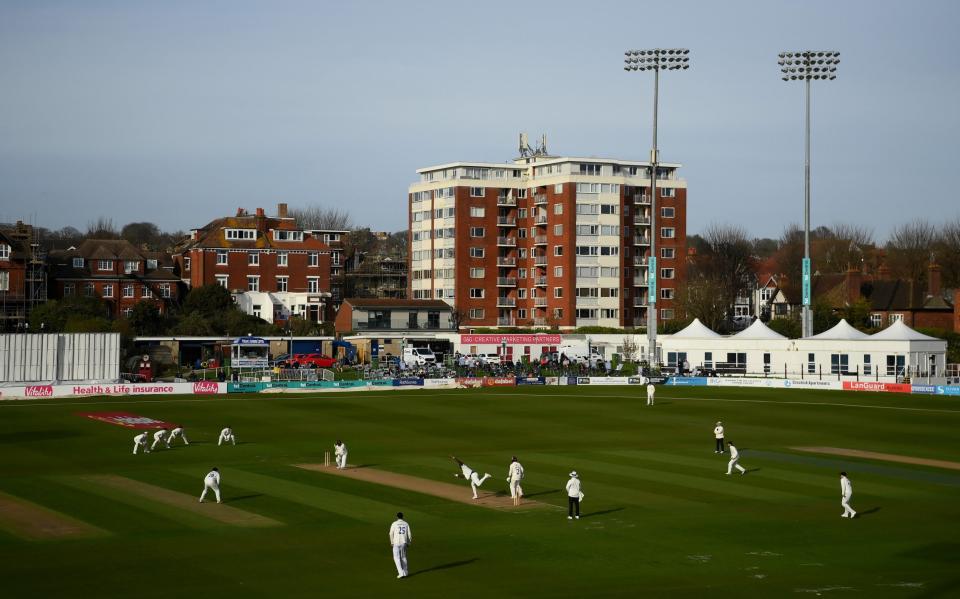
[647,391,654,405]
[150,436,165,451]
[509,479,523,498]
[726,458,746,474]
[218,433,235,446]
[133,440,148,454]
[200,481,221,503]
[392,544,409,577]
[337,452,348,469]
[841,496,856,517]
[470,473,491,498]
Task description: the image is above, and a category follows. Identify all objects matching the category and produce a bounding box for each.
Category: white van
[403,346,436,366]
[558,345,604,367]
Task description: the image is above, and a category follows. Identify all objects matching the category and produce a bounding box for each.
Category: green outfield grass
[1,386,958,598]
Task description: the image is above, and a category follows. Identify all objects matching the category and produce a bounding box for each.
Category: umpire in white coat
[566,471,582,519]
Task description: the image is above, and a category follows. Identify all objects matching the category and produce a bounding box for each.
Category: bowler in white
[168,426,189,446]
[199,467,221,503]
[335,440,348,469]
[388,512,412,578]
[507,456,525,499]
[646,383,656,406]
[451,456,492,499]
[726,442,746,475]
[218,427,236,446]
[132,431,150,454]
[840,472,857,518]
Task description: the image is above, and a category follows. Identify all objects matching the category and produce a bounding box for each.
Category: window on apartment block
[277,276,288,292]
[308,252,319,267]
[470,187,485,197]
[277,251,288,267]
[660,288,674,300]
[470,227,485,238]
[98,260,113,271]
[518,289,527,299]
[307,277,319,293]
[660,207,675,218]
[470,268,485,278]
[216,250,228,265]
[554,245,563,256]
[246,276,260,291]
[102,284,114,298]
[554,183,563,194]
[660,309,674,320]
[215,275,228,289]
[248,252,259,266]
[661,268,675,279]
[123,284,134,298]
[553,203,563,215]
[660,188,676,197]
[469,308,485,319]
[469,288,484,299]
[661,227,675,239]
[554,287,563,298]
[470,207,485,217]
[553,224,563,236]
[554,266,563,277]
[579,163,602,176]
[469,247,485,258]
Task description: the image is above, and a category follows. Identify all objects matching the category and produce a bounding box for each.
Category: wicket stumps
[324,451,331,467]
[513,495,521,507]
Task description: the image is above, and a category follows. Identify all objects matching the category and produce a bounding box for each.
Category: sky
[0,0,958,240]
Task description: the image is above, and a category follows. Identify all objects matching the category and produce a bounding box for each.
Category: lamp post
[624,48,689,367]
[778,50,839,338]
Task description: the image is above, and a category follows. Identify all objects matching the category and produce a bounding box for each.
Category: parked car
[271,353,292,367]
[291,353,337,368]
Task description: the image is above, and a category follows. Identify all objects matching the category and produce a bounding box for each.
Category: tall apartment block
[408,152,687,330]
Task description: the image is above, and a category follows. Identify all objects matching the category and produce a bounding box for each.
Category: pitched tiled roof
[176,215,331,253]
[77,239,146,260]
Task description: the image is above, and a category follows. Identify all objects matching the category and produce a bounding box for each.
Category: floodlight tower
[778,50,839,338]
[624,48,689,368]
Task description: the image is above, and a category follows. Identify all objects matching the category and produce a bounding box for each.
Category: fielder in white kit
[150,428,168,451]
[507,456,525,499]
[451,456,492,499]
[168,426,189,446]
[646,382,656,406]
[335,440,348,469]
[199,467,221,503]
[218,427,236,446]
[726,442,746,475]
[388,512,412,578]
[132,431,150,454]
[840,472,857,518]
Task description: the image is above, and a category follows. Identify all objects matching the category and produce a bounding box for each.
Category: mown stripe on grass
[63,475,281,528]
[750,451,960,488]
[525,453,802,502]
[792,447,960,471]
[0,490,107,541]
[599,450,924,498]
[169,467,423,524]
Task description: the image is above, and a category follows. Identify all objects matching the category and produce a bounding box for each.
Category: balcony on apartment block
[497,297,516,307]
[534,297,547,307]
[533,256,547,266]
[497,317,517,326]
[497,277,517,287]
[533,317,548,326]
[633,215,651,225]
[633,256,649,266]
[534,194,547,205]
[534,215,548,225]
[633,194,651,205]
[497,195,517,206]
[534,276,547,287]
[534,235,547,246]
[497,256,516,267]
[497,236,517,247]
[633,297,649,307]
[497,216,517,227]
[634,235,651,246]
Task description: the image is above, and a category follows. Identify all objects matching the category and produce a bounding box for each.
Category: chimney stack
[845,267,862,305]
[928,262,942,297]
[256,207,265,218]
[277,203,288,218]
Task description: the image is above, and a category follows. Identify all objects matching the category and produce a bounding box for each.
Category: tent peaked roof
[808,319,870,340]
[733,319,788,340]
[671,318,722,339]
[869,320,941,341]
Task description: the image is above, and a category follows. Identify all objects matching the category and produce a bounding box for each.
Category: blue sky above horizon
[1,0,957,239]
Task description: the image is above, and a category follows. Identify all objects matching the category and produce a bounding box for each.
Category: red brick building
[47,239,179,318]
[0,221,47,331]
[408,153,687,330]
[173,204,339,324]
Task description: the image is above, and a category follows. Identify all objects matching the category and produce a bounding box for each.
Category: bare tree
[290,206,353,231]
[819,223,874,273]
[86,217,120,239]
[702,223,755,321]
[677,273,730,332]
[935,217,960,288]
[886,220,937,284]
[620,335,639,363]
